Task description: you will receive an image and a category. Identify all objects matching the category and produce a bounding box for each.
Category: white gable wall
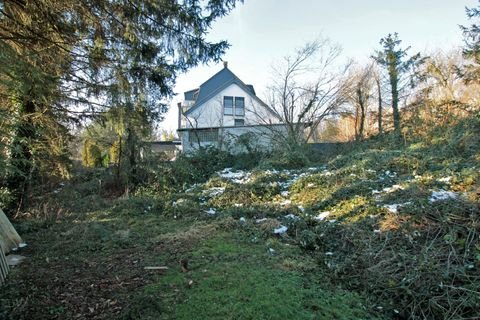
[184,83,278,128]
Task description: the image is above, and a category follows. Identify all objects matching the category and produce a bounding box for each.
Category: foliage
[372,33,423,138]
[461,1,480,82]
[82,139,103,168]
[0,0,242,212]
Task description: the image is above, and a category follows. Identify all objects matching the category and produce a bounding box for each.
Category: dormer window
[224,96,245,116]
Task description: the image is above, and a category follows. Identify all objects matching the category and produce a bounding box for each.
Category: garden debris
[144,266,169,271]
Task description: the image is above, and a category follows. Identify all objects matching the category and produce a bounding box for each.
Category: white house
[177,62,285,153]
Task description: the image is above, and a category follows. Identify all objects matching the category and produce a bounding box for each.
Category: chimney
[223,61,228,69]
[177,102,182,130]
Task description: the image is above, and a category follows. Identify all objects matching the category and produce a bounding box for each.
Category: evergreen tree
[373,33,422,139]
[0,0,241,210]
[461,2,480,83]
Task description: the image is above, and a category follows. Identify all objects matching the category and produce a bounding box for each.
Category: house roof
[184,89,198,101]
[183,65,278,118]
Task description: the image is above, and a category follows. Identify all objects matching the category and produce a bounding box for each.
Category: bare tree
[373,65,384,134]
[265,38,351,148]
[343,64,375,141]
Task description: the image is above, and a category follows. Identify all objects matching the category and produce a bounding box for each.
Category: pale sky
[160,0,477,134]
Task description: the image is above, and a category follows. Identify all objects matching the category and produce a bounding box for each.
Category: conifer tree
[373,33,422,139]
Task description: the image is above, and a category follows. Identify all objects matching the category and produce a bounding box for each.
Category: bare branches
[265,38,350,147]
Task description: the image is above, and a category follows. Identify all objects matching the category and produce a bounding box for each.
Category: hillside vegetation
[1,115,478,319]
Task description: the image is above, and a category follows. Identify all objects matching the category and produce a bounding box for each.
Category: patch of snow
[256,218,267,224]
[6,254,26,266]
[321,170,334,176]
[350,173,357,177]
[285,214,300,220]
[279,199,292,206]
[382,202,411,213]
[314,211,330,221]
[185,183,200,192]
[325,252,333,256]
[366,169,376,173]
[429,190,460,203]
[384,170,397,177]
[297,206,305,213]
[204,187,225,197]
[328,219,337,223]
[264,169,280,175]
[374,229,381,233]
[372,189,381,194]
[234,203,243,207]
[437,176,452,184]
[274,225,288,234]
[281,190,289,197]
[268,248,276,254]
[218,168,251,184]
[239,217,246,223]
[307,183,315,188]
[383,184,404,194]
[205,208,216,215]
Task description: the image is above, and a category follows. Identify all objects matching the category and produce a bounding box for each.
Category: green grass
[126,233,376,320]
[2,117,479,319]
[0,198,379,320]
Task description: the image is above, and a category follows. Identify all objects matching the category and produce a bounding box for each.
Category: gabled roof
[184,89,198,101]
[183,65,277,118]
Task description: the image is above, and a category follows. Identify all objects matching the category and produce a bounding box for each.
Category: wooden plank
[0,245,8,286]
[0,208,22,253]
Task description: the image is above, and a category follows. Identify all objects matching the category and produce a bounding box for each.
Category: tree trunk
[115,136,122,183]
[376,78,383,134]
[390,73,401,138]
[7,99,35,213]
[126,128,137,188]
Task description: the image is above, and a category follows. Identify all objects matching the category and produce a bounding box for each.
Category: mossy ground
[1,118,479,319]
[0,199,378,320]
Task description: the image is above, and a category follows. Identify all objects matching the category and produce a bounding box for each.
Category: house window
[234,119,245,126]
[235,97,245,116]
[224,96,233,115]
[188,129,219,143]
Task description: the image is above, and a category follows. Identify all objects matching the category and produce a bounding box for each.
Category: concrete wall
[179,124,289,154]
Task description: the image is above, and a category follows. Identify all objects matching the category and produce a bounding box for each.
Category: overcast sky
[159,0,477,134]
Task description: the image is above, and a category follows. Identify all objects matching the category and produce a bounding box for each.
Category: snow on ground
[218,168,251,184]
[314,211,331,221]
[203,187,225,197]
[382,202,411,214]
[437,177,452,184]
[429,190,460,203]
[205,208,216,215]
[274,225,288,234]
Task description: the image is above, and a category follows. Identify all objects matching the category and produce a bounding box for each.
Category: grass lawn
[0,204,379,320]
